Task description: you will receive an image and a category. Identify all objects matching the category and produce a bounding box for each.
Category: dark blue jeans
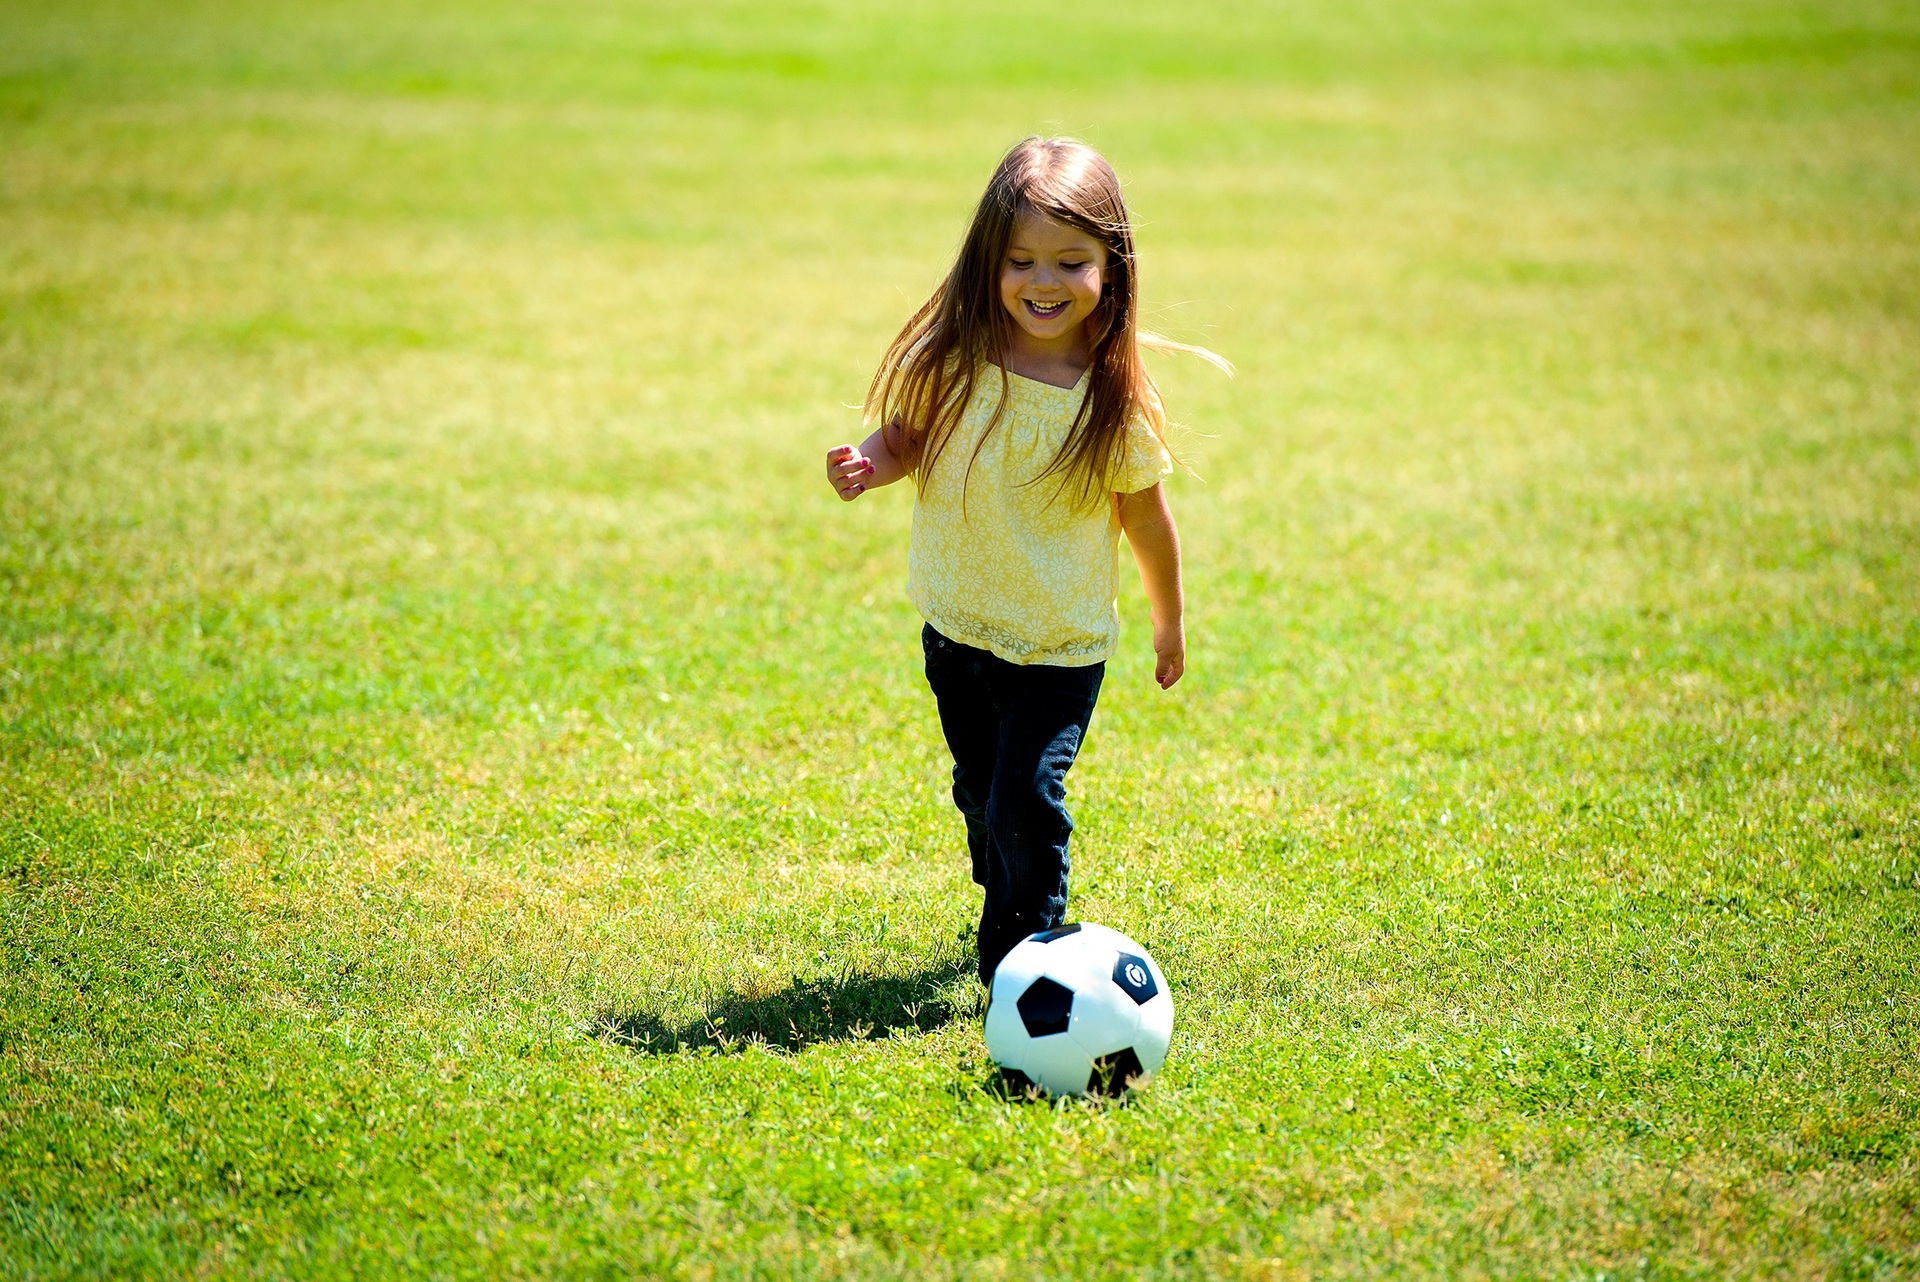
[921,624,1105,984]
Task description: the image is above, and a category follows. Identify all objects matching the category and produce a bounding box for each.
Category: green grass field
[3,0,1917,1276]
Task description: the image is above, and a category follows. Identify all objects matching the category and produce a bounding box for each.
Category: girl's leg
[921,625,996,891]
[922,626,1104,985]
[977,658,1103,981]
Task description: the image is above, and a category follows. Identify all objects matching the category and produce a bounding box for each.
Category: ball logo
[1111,952,1158,1005]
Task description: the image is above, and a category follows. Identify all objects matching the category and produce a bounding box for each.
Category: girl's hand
[1153,615,1185,690]
[827,444,877,500]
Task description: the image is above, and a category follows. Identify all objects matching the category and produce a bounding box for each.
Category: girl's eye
[1009,259,1033,270]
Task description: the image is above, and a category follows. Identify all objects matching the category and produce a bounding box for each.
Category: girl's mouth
[1024,299,1069,320]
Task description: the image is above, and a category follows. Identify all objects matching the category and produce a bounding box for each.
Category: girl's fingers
[827,448,874,500]
[828,449,875,472]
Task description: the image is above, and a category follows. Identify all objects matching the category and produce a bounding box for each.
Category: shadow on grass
[593,957,975,1055]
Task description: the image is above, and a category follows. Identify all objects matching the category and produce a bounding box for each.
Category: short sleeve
[1111,410,1173,494]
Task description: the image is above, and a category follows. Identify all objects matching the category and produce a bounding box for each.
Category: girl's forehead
[1008,211,1107,256]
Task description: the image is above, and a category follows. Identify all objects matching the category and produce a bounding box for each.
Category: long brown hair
[864,137,1227,510]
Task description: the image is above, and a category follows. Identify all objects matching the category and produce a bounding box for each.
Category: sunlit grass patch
[2,0,1916,1276]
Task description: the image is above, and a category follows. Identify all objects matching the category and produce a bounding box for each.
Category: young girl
[825,137,1218,986]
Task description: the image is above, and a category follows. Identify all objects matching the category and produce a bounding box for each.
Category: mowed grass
[2,0,1917,1275]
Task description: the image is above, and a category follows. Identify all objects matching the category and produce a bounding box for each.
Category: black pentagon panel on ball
[1016,976,1074,1037]
[997,1067,1040,1099]
[1030,923,1083,944]
[1111,952,1159,1005]
[1087,1047,1147,1097]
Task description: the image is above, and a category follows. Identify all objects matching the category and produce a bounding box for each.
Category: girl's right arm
[826,419,911,501]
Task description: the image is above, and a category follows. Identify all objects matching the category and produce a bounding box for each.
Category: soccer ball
[983,922,1173,1099]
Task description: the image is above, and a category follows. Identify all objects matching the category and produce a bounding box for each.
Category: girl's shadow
[594,957,974,1055]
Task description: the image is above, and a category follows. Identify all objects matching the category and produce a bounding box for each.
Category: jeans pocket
[922,624,958,689]
[922,623,961,665]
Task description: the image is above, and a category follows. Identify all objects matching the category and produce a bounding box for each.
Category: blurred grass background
[2,0,1917,1276]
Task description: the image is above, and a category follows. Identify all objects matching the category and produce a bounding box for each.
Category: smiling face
[998,211,1109,362]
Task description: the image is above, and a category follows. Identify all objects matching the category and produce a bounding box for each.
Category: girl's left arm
[827,418,912,501]
[1118,483,1185,690]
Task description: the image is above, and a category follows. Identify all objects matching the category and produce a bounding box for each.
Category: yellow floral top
[908,369,1172,666]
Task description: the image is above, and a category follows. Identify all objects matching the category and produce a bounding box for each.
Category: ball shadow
[593,957,974,1055]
